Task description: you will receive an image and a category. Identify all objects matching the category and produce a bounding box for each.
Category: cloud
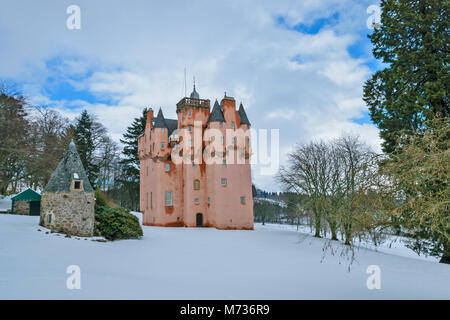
[0,0,381,191]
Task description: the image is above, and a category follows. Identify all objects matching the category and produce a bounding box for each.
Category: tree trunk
[440,241,450,264]
[314,213,321,238]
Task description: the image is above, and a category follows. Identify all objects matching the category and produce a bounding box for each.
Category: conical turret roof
[238,103,250,125]
[208,100,225,123]
[43,140,94,193]
[153,108,167,128]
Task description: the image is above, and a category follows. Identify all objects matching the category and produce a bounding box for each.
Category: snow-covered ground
[0,215,448,299]
[0,195,12,213]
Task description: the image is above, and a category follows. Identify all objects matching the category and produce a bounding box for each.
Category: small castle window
[161,128,165,132]
[222,159,226,167]
[194,198,199,204]
[47,214,52,224]
[165,164,170,172]
[231,121,235,129]
[241,196,246,204]
[232,137,236,145]
[161,142,165,149]
[219,122,223,128]
[221,178,227,186]
[208,197,211,204]
[188,125,192,132]
[165,191,173,206]
[188,110,192,118]
[194,179,200,190]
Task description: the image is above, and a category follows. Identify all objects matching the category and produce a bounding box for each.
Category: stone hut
[40,140,95,237]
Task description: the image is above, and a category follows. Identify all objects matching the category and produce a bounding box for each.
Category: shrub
[94,205,143,241]
[95,187,108,207]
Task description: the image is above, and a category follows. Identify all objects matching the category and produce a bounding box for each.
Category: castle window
[146,166,149,176]
[194,198,199,204]
[194,179,200,190]
[161,142,165,149]
[220,136,224,144]
[231,121,235,129]
[47,214,52,224]
[241,196,246,204]
[146,192,149,208]
[220,122,223,128]
[221,178,227,186]
[165,164,170,172]
[165,191,173,206]
[208,197,210,204]
[188,125,192,132]
[74,181,81,189]
[188,110,192,118]
[161,127,165,132]
[232,137,236,145]
[222,159,226,167]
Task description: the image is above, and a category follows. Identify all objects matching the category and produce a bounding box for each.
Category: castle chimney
[221,94,236,123]
[147,108,154,129]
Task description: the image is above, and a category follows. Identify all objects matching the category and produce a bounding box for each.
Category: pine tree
[72,110,107,187]
[118,108,148,210]
[363,0,449,153]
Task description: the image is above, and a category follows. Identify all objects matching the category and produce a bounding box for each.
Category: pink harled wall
[138,95,253,230]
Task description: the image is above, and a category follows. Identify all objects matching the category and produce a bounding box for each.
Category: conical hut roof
[43,140,94,193]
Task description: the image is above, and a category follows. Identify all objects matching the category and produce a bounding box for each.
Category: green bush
[94,205,143,241]
[95,187,108,207]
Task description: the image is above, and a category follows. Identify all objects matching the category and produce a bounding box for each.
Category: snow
[0,195,13,213]
[130,211,143,225]
[0,215,449,299]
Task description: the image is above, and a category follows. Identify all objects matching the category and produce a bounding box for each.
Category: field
[0,215,448,299]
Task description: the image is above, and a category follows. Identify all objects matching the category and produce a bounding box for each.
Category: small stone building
[40,140,95,237]
[11,189,41,215]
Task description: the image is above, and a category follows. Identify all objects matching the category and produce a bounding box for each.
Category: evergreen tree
[72,110,107,187]
[363,0,449,153]
[118,107,148,210]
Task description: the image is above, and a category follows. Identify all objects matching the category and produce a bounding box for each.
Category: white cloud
[0,0,381,191]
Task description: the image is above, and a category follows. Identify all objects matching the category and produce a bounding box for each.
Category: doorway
[196,213,203,227]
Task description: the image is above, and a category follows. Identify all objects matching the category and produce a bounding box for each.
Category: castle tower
[137,84,253,230]
[40,140,95,237]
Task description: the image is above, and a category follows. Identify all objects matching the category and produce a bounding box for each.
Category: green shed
[11,189,41,216]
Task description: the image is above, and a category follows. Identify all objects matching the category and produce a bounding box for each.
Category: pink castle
[138,85,254,229]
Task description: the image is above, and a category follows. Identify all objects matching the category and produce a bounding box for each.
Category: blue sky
[0,0,382,191]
